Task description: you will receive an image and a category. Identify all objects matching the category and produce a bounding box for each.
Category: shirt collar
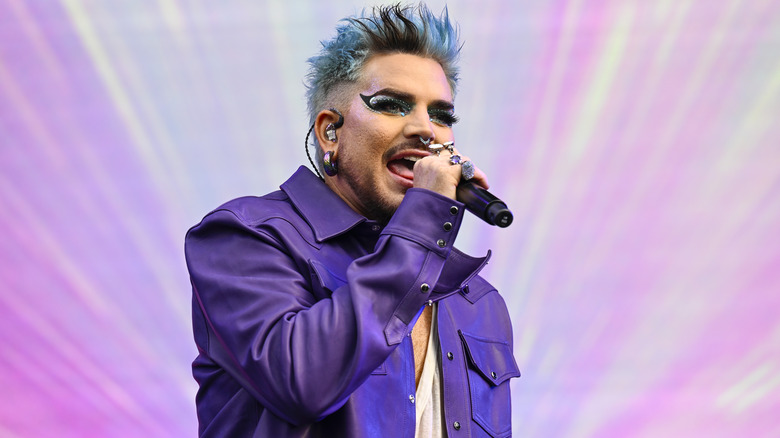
[281,166,367,242]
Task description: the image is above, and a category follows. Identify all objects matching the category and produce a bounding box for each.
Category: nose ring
[419,136,432,146]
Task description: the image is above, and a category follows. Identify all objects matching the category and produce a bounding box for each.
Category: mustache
[383,140,429,161]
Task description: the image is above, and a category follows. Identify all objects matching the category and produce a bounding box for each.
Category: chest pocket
[307,259,347,298]
[460,330,521,437]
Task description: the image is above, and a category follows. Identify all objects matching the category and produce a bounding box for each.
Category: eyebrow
[369,88,455,112]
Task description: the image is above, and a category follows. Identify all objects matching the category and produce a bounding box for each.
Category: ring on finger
[428,144,444,156]
[449,154,462,165]
[461,160,475,180]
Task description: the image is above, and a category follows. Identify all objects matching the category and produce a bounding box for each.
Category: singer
[185,4,520,437]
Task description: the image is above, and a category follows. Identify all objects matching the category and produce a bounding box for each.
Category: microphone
[456,182,513,228]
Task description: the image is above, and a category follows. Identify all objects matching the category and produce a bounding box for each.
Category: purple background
[1,1,779,436]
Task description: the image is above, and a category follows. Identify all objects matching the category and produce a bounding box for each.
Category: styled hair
[305,3,462,126]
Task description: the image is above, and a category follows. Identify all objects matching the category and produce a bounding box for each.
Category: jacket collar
[281,166,367,242]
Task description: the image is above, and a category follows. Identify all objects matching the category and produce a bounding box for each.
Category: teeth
[402,156,421,162]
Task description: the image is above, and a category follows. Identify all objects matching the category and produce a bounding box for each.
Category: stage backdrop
[1,0,779,436]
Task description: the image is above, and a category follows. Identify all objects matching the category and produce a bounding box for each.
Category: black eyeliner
[360,93,413,115]
[359,93,376,108]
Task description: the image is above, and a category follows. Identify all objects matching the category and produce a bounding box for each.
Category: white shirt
[415,303,446,438]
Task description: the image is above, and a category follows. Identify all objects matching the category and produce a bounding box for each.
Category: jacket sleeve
[184,189,487,425]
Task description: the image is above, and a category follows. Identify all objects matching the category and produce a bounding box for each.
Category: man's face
[326,53,457,223]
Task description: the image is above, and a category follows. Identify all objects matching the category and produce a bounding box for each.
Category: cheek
[342,104,400,158]
[345,125,394,157]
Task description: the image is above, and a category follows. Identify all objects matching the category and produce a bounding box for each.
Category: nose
[402,107,435,145]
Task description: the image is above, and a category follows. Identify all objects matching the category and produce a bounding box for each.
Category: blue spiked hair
[305,3,462,126]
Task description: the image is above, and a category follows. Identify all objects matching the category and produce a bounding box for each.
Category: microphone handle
[456,182,513,228]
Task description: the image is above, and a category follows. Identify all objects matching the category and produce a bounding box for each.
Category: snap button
[371,224,381,231]
[450,206,459,215]
[437,239,446,247]
[420,283,430,293]
[447,352,454,360]
[491,371,497,379]
[453,421,461,430]
[409,394,415,404]
[443,222,452,231]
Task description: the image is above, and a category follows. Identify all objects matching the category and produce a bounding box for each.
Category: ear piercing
[323,151,338,176]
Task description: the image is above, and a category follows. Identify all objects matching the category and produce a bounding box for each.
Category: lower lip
[387,166,415,189]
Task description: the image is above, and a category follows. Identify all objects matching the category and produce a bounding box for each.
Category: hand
[412,144,489,200]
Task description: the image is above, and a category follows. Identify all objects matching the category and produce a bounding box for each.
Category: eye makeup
[359,89,460,127]
[360,93,412,116]
[428,108,459,127]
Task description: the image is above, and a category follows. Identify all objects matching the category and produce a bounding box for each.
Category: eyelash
[429,110,460,127]
[362,94,411,116]
[360,94,460,127]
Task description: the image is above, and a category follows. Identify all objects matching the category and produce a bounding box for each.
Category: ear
[314,109,344,153]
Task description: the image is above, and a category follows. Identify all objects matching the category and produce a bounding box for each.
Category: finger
[455,154,490,190]
[422,144,490,191]
[470,166,490,189]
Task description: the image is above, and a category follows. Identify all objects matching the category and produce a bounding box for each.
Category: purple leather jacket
[185,167,520,437]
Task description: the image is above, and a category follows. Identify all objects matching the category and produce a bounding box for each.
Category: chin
[367,191,404,223]
[385,188,407,206]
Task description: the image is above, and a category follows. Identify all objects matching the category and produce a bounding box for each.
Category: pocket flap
[308,259,346,293]
[459,331,521,386]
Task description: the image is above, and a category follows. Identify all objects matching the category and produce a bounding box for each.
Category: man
[185,4,520,437]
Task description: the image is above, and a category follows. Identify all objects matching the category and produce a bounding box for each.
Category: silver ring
[428,144,444,156]
[461,160,475,180]
[443,141,455,154]
[449,154,462,165]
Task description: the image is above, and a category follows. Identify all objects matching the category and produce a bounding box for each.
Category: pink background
[1,1,779,436]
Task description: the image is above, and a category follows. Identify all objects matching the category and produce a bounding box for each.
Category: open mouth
[387,155,421,181]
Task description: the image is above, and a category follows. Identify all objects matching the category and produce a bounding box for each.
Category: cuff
[381,188,465,257]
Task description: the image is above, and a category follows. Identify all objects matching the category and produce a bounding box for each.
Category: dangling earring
[326,124,338,142]
[323,150,338,176]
